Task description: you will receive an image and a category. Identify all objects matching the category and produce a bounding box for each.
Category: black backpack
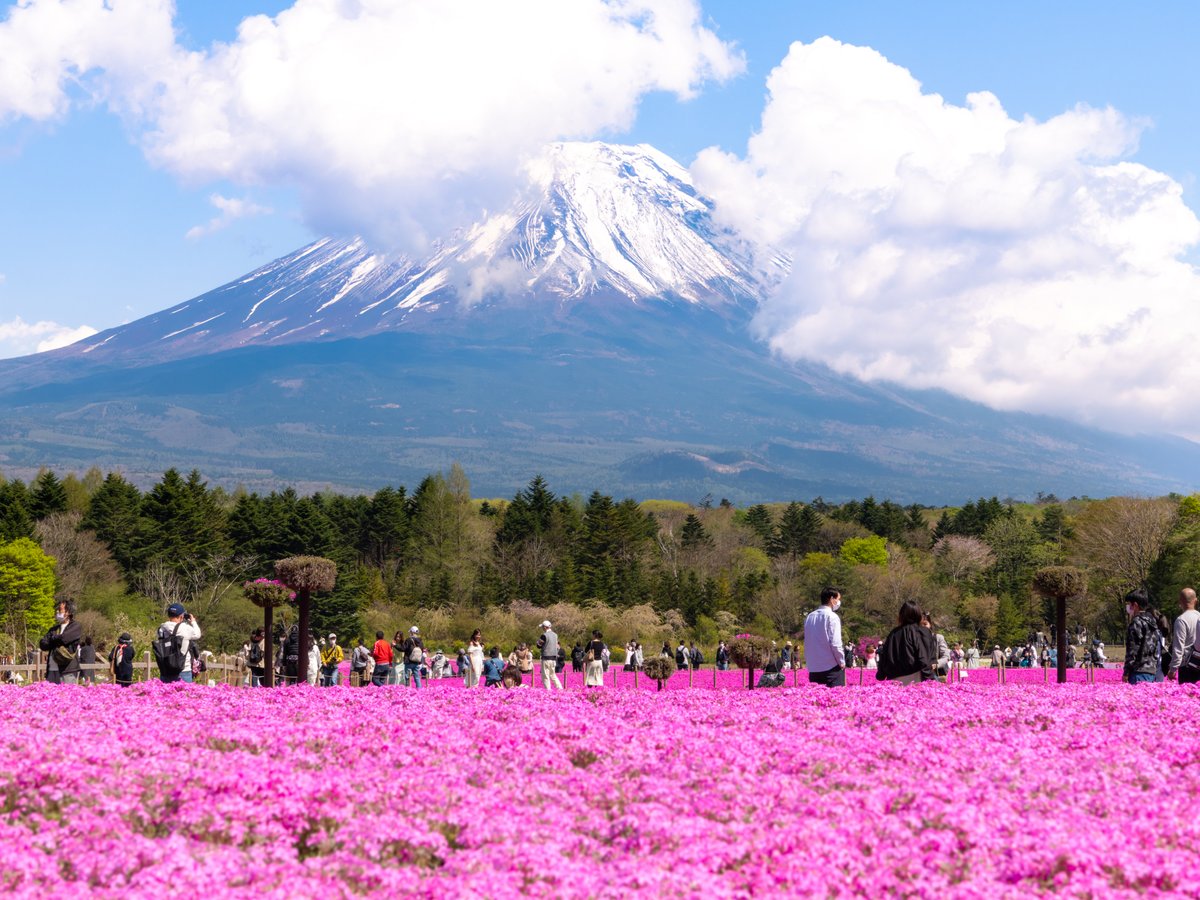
[247,642,264,666]
[153,623,187,673]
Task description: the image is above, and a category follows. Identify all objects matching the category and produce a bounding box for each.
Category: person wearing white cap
[536,620,562,690]
[402,626,425,689]
[320,633,344,686]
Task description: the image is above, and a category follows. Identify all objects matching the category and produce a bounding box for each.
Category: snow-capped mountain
[3,141,1199,503]
[51,142,771,366]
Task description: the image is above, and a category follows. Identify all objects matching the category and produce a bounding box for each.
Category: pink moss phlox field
[1,683,1196,898]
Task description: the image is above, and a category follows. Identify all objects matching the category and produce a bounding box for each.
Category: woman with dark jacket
[109,633,135,686]
[876,600,937,684]
[39,599,83,684]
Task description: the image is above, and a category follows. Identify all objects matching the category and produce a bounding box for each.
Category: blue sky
[1,0,1198,434]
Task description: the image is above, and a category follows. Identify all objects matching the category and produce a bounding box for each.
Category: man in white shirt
[537,620,562,690]
[158,603,202,683]
[1167,587,1200,683]
[804,587,846,687]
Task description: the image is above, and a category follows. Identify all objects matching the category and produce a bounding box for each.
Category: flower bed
[0,682,1194,897]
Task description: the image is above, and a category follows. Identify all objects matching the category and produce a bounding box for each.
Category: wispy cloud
[185,193,272,240]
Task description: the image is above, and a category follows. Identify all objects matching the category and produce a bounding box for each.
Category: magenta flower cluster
[0,682,1194,897]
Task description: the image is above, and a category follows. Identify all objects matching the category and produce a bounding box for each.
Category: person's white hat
[328,633,337,640]
[540,620,551,628]
[410,626,419,633]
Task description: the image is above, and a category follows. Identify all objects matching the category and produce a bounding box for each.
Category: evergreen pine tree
[743,504,774,543]
[81,473,142,575]
[0,480,34,543]
[29,470,68,521]
[680,513,711,549]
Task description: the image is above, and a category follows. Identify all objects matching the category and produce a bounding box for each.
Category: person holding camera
[40,599,83,684]
[157,603,202,683]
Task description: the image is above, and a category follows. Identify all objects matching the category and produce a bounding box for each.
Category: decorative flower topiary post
[727,634,774,690]
[642,656,676,692]
[242,578,295,688]
[1032,566,1087,685]
[274,556,337,686]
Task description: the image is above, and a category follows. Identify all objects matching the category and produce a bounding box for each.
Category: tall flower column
[242,578,295,688]
[274,556,338,685]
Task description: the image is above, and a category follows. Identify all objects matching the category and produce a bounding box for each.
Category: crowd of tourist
[13,585,1200,689]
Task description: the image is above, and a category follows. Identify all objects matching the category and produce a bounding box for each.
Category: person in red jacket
[371,630,393,686]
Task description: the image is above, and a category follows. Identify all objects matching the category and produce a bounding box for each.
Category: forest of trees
[1,464,1198,660]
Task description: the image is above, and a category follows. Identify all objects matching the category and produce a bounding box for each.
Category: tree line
[1,464,1197,658]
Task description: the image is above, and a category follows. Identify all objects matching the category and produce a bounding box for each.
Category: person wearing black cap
[109,632,135,687]
[157,603,202,683]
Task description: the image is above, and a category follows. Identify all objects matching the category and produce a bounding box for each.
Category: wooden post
[263,602,275,688]
[296,589,312,685]
[713,666,717,689]
[688,663,693,688]
[634,667,638,690]
[144,650,152,683]
[1056,597,1068,684]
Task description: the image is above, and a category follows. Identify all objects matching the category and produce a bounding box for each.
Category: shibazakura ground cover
[0,683,1196,898]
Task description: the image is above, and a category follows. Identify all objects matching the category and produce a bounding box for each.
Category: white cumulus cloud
[0,316,97,358]
[0,0,741,256]
[186,193,273,240]
[693,38,1200,434]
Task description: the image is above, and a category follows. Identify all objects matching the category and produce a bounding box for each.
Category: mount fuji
[1,142,1197,503]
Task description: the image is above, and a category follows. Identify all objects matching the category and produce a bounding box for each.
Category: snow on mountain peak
[53,142,772,363]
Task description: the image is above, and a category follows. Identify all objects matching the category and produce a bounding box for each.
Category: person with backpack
[109,632,135,687]
[402,626,425,688]
[675,642,689,669]
[1123,589,1161,684]
[689,642,704,669]
[571,643,585,673]
[155,604,202,683]
[244,628,266,686]
[321,633,344,686]
[40,599,83,684]
[482,646,505,686]
[283,625,301,684]
[351,639,371,686]
[716,641,729,671]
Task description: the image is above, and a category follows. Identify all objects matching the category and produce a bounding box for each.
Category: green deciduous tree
[0,537,58,636]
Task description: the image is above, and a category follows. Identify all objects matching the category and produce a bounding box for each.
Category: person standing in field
[40,599,83,684]
[804,587,846,687]
[1167,587,1200,684]
[371,630,393,686]
[585,630,606,686]
[350,638,371,686]
[537,620,562,690]
[716,640,729,670]
[466,630,485,688]
[1123,589,1161,685]
[402,626,425,689]
[876,600,936,684]
[321,633,343,686]
[157,604,202,684]
[109,632,135,687]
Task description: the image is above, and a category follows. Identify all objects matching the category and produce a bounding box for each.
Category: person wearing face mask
[39,599,83,684]
[1123,588,1161,685]
[803,587,846,687]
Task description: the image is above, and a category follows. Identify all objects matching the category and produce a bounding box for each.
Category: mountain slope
[0,141,1196,502]
[13,143,766,375]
